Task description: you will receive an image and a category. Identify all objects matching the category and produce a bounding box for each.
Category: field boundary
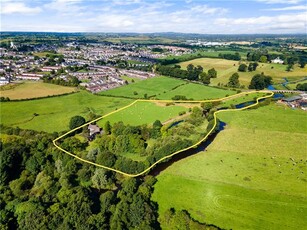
[53,91,274,177]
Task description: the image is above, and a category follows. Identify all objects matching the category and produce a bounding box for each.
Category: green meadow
[180,58,307,87]
[0,91,132,133]
[100,76,187,98]
[156,83,235,100]
[100,76,235,100]
[152,104,307,230]
[97,101,188,127]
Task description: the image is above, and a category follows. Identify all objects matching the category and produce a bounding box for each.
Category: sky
[1,0,306,34]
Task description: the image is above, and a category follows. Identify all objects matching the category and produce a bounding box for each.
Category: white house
[271,57,284,64]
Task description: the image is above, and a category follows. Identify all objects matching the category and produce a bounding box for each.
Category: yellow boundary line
[53,91,274,177]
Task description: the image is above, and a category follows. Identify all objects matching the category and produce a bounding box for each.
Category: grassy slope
[157,83,235,100]
[100,76,186,98]
[152,104,307,230]
[180,58,307,87]
[100,76,235,100]
[97,101,188,127]
[0,82,76,100]
[0,91,132,133]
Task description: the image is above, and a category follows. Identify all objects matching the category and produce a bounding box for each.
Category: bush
[69,115,86,130]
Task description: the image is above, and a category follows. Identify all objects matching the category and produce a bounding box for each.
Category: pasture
[0,81,76,100]
[152,104,307,229]
[97,101,187,127]
[100,76,235,100]
[99,76,186,98]
[0,91,132,133]
[180,58,307,87]
[120,75,143,83]
[156,83,235,100]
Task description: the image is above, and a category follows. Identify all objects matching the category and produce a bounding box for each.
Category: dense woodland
[0,124,222,230]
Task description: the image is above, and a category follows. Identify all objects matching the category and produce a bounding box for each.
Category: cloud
[215,13,306,32]
[264,5,307,11]
[1,2,42,14]
[44,0,85,14]
[191,5,228,15]
[111,0,142,5]
[1,0,306,34]
[257,0,302,4]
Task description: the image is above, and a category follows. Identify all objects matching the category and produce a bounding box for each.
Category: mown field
[180,58,307,87]
[100,76,235,100]
[0,81,76,99]
[0,91,132,133]
[97,101,187,127]
[152,104,307,230]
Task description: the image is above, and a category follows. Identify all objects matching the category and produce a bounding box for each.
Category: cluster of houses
[72,65,155,93]
[58,43,191,65]
[0,42,158,92]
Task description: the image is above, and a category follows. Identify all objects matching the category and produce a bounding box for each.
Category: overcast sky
[1,0,306,34]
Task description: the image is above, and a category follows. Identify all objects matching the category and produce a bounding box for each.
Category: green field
[33,52,60,57]
[152,104,307,230]
[100,76,235,100]
[157,83,235,100]
[0,91,132,133]
[286,79,307,90]
[120,75,143,83]
[0,81,76,99]
[180,58,307,87]
[97,101,187,127]
[100,76,186,98]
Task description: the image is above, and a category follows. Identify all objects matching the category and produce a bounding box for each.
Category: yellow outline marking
[53,91,274,177]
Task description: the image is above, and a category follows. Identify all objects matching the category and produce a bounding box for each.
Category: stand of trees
[156,64,203,81]
[238,64,247,72]
[227,73,240,88]
[296,83,307,91]
[248,62,258,71]
[42,75,80,87]
[218,52,241,60]
[249,73,272,90]
[0,125,160,229]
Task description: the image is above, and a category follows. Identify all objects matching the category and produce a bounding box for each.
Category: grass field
[100,76,186,98]
[286,79,307,90]
[100,76,235,100]
[221,92,268,107]
[0,81,76,99]
[180,58,307,87]
[33,52,61,57]
[0,91,132,133]
[152,104,307,230]
[156,83,235,100]
[120,75,143,83]
[97,101,187,127]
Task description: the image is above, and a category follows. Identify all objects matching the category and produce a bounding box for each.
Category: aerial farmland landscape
[0,0,306,229]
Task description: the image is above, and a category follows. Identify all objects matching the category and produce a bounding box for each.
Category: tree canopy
[249,73,272,90]
[69,115,86,130]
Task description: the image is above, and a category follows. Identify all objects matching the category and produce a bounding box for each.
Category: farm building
[282,96,302,103]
